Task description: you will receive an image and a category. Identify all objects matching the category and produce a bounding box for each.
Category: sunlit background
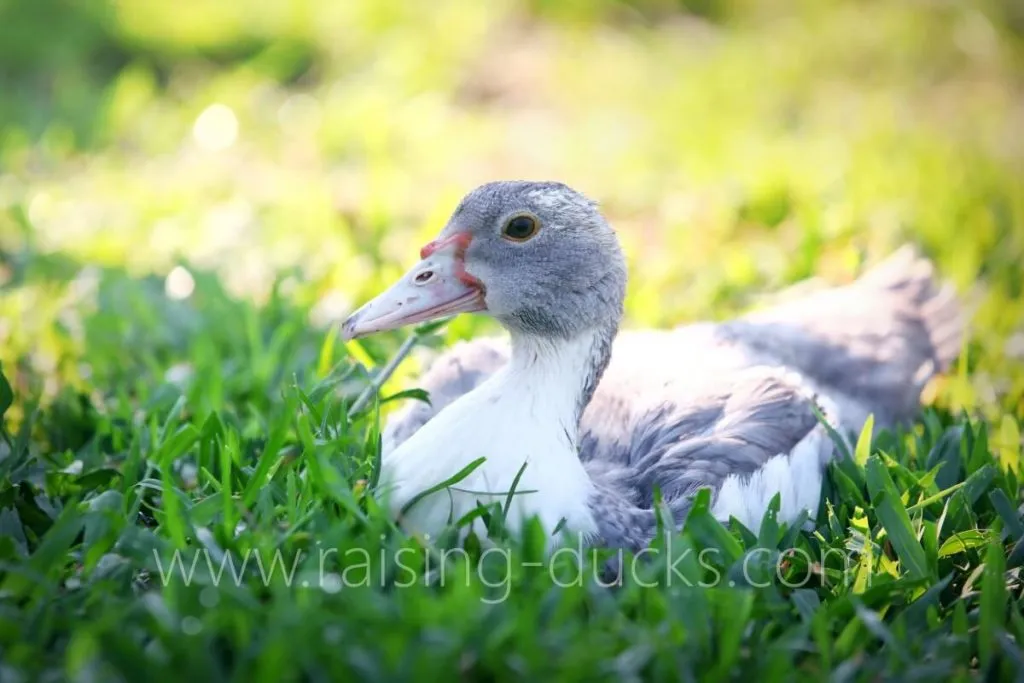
[2,0,1023,423]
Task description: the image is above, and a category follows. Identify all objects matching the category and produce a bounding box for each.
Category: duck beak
[340,232,486,340]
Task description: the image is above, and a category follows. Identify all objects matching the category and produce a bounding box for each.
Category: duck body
[378,247,962,550]
[342,181,964,553]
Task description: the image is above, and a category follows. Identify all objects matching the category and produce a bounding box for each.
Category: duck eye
[502,214,539,242]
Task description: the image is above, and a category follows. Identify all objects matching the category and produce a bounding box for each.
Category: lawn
[1,0,1023,680]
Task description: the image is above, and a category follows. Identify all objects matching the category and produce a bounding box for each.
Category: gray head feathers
[441,180,627,342]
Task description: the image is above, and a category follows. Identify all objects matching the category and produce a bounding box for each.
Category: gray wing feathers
[628,370,822,503]
[586,370,824,550]
[721,245,965,431]
[855,244,964,374]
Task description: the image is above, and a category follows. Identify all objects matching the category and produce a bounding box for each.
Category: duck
[340,180,964,553]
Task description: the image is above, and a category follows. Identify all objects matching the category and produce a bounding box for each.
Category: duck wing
[716,244,965,433]
[585,365,832,549]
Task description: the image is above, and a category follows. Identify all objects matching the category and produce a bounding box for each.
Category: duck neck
[503,320,618,444]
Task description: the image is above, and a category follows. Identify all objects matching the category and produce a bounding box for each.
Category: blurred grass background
[2,0,1023,419]
[3,1,1024,679]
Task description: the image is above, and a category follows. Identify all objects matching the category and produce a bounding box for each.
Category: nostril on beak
[414,270,434,284]
[340,314,360,341]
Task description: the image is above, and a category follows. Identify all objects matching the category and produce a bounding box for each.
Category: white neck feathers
[379,327,610,543]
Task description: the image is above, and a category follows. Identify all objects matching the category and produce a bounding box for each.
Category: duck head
[340,180,627,343]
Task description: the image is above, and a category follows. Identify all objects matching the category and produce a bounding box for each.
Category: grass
[1,0,1024,680]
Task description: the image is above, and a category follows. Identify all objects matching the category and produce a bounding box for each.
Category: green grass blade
[867,457,930,580]
[979,524,1007,670]
[398,457,487,517]
[854,414,875,466]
